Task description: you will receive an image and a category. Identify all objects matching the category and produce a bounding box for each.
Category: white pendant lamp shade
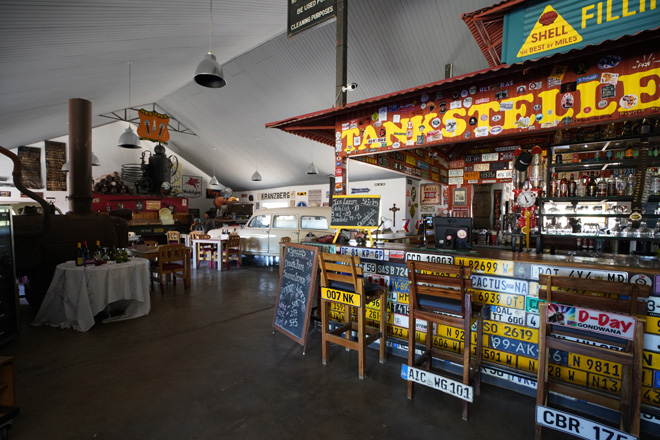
[195,53,226,88]
[208,147,222,187]
[118,126,141,149]
[195,0,226,89]
[306,161,318,175]
[251,170,262,182]
[62,153,100,172]
[118,61,141,149]
[209,175,219,186]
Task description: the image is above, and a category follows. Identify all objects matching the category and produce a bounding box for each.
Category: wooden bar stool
[405,261,482,421]
[535,274,649,439]
[317,252,387,379]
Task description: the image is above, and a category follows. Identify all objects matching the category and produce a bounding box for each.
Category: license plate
[487,307,526,326]
[455,257,513,276]
[490,335,538,358]
[536,405,638,440]
[568,353,621,379]
[472,289,525,310]
[646,297,660,317]
[531,265,627,282]
[406,252,454,264]
[471,275,529,295]
[321,287,362,307]
[647,315,660,335]
[401,365,473,402]
[340,246,386,260]
[483,321,538,343]
[643,333,660,352]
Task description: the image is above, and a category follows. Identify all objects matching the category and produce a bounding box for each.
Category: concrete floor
[1,258,657,440]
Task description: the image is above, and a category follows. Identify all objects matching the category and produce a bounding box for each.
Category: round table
[32,258,151,332]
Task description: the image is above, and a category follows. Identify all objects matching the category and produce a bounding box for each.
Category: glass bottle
[568,174,577,197]
[82,240,90,263]
[651,169,660,196]
[549,173,558,198]
[625,172,635,196]
[93,240,102,261]
[76,242,83,266]
[576,174,587,197]
[607,173,616,196]
[641,118,651,135]
[615,172,626,196]
[622,120,632,136]
[596,174,608,197]
[559,174,568,197]
[586,174,598,197]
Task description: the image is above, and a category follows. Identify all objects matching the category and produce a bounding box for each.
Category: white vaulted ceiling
[0,0,496,190]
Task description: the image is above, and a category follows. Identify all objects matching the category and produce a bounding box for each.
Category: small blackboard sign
[273,243,319,350]
[330,195,381,228]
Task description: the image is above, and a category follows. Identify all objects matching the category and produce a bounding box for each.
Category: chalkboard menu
[17,146,42,189]
[330,195,381,228]
[45,141,67,191]
[273,243,319,349]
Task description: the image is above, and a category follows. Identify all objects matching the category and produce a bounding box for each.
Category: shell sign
[334,44,660,158]
[137,109,170,144]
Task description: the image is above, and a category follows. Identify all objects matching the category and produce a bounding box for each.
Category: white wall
[0,122,215,214]
[236,177,408,230]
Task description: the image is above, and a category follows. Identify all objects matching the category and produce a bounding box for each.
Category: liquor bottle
[651,169,660,196]
[82,240,90,264]
[622,120,632,136]
[576,174,587,197]
[625,172,635,196]
[76,242,83,266]
[607,173,616,196]
[597,174,608,197]
[93,240,102,261]
[641,118,651,135]
[586,174,598,197]
[549,173,558,198]
[605,123,616,139]
[568,174,577,197]
[615,172,626,196]
[559,174,568,197]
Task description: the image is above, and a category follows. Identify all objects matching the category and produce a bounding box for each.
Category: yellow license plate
[455,257,514,276]
[548,364,588,386]
[471,289,525,310]
[432,335,464,354]
[387,324,408,340]
[644,351,660,369]
[646,315,660,335]
[483,321,538,343]
[567,353,622,379]
[366,298,392,312]
[322,287,361,307]
[483,348,519,369]
[397,292,409,304]
[642,387,660,406]
[587,372,621,393]
[365,309,393,324]
[642,368,656,387]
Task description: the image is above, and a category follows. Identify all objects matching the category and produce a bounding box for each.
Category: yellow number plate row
[455,257,514,276]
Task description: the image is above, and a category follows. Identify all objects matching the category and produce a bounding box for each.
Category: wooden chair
[405,261,482,421]
[166,230,180,244]
[535,274,649,439]
[221,234,242,270]
[193,234,217,268]
[150,244,190,293]
[317,252,387,379]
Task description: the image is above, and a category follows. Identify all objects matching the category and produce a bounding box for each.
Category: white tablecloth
[32,258,151,332]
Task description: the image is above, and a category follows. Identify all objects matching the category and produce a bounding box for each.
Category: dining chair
[222,234,242,270]
[193,234,217,268]
[166,230,181,244]
[150,244,190,293]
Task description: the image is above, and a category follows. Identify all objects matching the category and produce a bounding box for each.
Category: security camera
[341,82,358,92]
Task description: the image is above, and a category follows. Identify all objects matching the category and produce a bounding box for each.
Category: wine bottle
[93,240,102,261]
[586,174,597,197]
[568,174,577,197]
[559,174,568,197]
[82,240,90,265]
[76,242,83,266]
[549,173,558,198]
[597,174,608,197]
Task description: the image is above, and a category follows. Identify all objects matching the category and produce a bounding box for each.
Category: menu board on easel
[17,146,42,189]
[330,195,381,244]
[45,141,67,191]
[272,243,319,353]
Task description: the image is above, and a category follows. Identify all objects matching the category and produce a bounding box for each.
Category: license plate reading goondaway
[401,365,473,402]
[536,405,638,440]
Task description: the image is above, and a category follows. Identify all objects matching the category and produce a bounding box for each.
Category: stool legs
[379,290,386,364]
[321,299,329,366]
[358,304,366,380]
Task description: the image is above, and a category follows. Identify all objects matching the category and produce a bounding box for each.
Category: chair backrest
[318,252,366,295]
[406,261,472,317]
[538,274,649,316]
[166,230,180,243]
[227,234,241,248]
[197,234,211,240]
[158,243,187,264]
[189,230,204,239]
[143,240,158,248]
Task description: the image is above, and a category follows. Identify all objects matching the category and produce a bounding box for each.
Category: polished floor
[2,258,658,440]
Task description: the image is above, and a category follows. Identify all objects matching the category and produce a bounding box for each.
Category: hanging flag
[138,109,170,144]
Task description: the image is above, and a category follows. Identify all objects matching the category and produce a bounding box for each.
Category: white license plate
[405,252,454,264]
[401,365,473,402]
[340,246,386,261]
[536,405,638,440]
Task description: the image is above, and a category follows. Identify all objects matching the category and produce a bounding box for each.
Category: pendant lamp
[62,153,100,172]
[251,137,262,181]
[194,0,226,88]
[209,147,221,187]
[117,61,141,149]
[306,146,318,175]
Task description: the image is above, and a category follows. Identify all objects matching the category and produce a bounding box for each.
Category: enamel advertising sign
[546,303,636,340]
[502,0,660,64]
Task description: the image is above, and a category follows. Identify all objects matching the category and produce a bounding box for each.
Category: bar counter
[304,240,660,431]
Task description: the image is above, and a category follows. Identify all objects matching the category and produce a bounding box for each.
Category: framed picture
[135,201,144,211]
[453,187,467,206]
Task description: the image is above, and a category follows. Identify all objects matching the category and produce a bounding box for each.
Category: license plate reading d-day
[401,365,473,402]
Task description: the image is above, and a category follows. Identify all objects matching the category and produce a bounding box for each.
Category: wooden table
[192,237,227,271]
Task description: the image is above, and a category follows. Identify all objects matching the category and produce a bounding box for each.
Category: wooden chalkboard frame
[272,243,319,353]
[330,195,381,229]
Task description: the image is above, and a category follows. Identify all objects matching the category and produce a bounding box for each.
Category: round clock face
[517,190,537,208]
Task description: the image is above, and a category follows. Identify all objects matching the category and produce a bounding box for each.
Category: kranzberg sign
[547,303,636,340]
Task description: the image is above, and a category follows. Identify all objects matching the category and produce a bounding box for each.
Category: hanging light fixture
[251,137,262,181]
[194,0,226,88]
[117,61,141,149]
[62,153,100,172]
[209,147,221,187]
[306,146,319,175]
